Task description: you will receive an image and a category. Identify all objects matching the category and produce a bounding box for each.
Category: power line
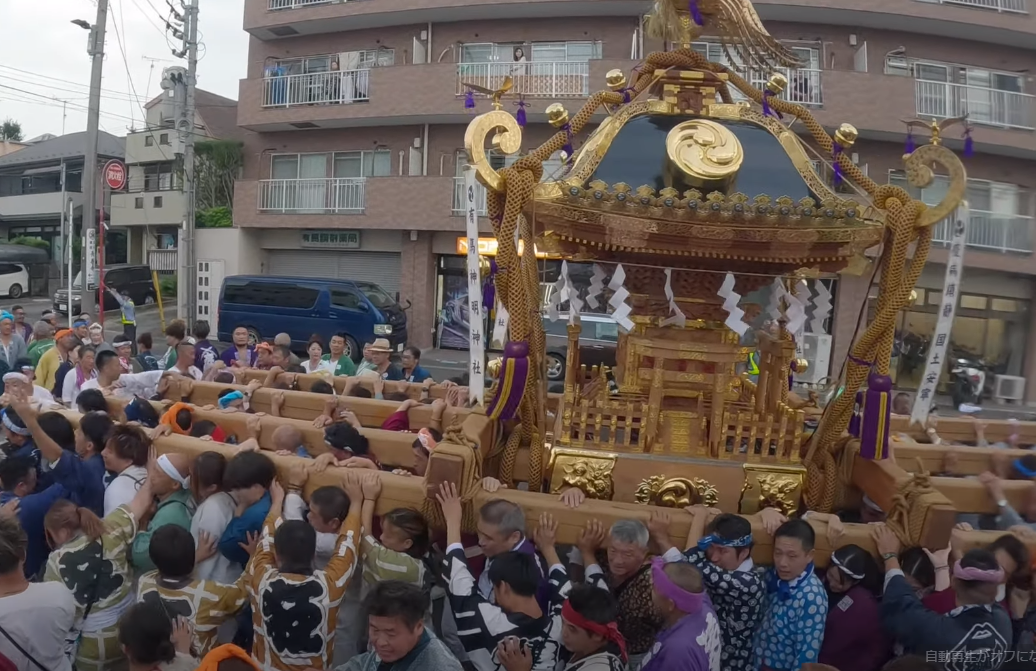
[110,0,146,127]
[0,73,143,104]
[0,64,137,98]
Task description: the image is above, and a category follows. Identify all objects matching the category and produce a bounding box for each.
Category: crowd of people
[0,305,1033,671]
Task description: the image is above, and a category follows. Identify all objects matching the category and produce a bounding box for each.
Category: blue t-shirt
[405,365,433,383]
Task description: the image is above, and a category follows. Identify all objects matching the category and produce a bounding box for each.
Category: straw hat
[370,338,393,353]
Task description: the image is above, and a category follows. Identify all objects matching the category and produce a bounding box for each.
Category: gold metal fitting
[546,103,570,128]
[834,123,858,149]
[606,69,627,91]
[765,73,788,95]
[909,289,918,305]
[792,358,810,374]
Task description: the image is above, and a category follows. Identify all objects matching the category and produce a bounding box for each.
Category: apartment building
[110,87,243,274]
[233,0,1036,397]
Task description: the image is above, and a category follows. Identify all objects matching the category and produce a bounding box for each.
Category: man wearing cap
[27,322,55,367]
[130,450,195,572]
[108,287,136,353]
[36,328,77,391]
[362,338,403,381]
[640,560,722,671]
[0,311,28,373]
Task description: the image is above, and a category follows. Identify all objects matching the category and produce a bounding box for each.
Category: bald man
[272,424,305,457]
[131,450,196,572]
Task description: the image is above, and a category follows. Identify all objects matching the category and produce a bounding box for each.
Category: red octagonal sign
[103,159,127,191]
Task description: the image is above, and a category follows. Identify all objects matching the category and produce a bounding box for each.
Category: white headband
[831,553,865,580]
[1,373,27,384]
[156,454,188,487]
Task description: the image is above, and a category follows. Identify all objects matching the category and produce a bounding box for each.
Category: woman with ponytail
[818,544,890,671]
[43,467,155,671]
[118,601,197,671]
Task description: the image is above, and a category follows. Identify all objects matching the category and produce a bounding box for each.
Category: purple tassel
[963,127,974,157]
[905,130,915,154]
[514,96,527,127]
[487,341,530,421]
[763,90,772,118]
[689,0,704,25]
[859,374,893,460]
[621,88,632,104]
[832,142,843,186]
[464,90,475,110]
[561,123,574,163]
[482,259,497,311]
[848,390,863,438]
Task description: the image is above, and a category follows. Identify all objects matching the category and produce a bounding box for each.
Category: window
[333,150,391,178]
[331,288,362,310]
[594,321,619,342]
[144,136,154,147]
[355,282,395,309]
[134,197,143,209]
[273,55,332,75]
[272,154,329,180]
[143,163,177,191]
[223,281,319,309]
[357,49,395,68]
[153,196,163,208]
[530,41,601,62]
[159,133,170,145]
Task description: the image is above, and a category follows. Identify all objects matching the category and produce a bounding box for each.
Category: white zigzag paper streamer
[719,272,749,335]
[767,277,786,323]
[661,268,687,328]
[586,264,607,309]
[546,268,567,322]
[608,264,634,331]
[786,279,809,337]
[810,281,832,334]
[560,261,583,323]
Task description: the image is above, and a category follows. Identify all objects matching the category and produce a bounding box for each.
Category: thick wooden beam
[929,477,1033,515]
[891,441,1032,476]
[890,415,1036,445]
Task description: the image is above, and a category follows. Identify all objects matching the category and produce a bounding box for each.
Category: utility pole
[171,0,199,326]
[76,1,109,318]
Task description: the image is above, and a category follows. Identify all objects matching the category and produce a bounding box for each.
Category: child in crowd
[116,601,197,671]
[218,451,275,569]
[360,474,435,592]
[818,544,889,671]
[43,474,154,671]
[191,451,239,583]
[138,525,249,655]
[245,475,364,670]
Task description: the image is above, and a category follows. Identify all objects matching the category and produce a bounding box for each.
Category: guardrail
[915,79,1034,130]
[931,208,1034,253]
[258,178,366,214]
[269,0,334,9]
[263,69,370,107]
[939,0,1027,13]
[452,177,487,216]
[457,61,590,98]
[746,68,823,106]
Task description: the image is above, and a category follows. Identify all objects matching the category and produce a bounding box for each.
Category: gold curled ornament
[634,475,719,508]
[665,119,743,185]
[463,110,523,193]
[903,143,966,229]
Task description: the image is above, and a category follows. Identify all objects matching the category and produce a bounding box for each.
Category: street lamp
[71,19,91,29]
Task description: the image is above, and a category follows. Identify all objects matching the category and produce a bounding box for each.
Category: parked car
[217,275,408,361]
[543,313,619,381]
[0,263,29,299]
[53,264,157,315]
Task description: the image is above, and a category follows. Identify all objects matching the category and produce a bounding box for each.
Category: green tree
[196,206,232,228]
[194,140,243,214]
[1,119,23,142]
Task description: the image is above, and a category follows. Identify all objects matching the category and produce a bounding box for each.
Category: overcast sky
[0,0,247,140]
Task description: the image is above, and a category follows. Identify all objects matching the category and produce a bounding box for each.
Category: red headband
[561,599,627,662]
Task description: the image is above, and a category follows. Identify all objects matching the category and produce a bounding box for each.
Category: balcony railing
[269,0,333,9]
[258,178,366,214]
[931,209,1034,253]
[263,70,370,108]
[452,177,487,216]
[746,68,823,106]
[935,0,1028,13]
[915,80,1035,130]
[458,62,590,98]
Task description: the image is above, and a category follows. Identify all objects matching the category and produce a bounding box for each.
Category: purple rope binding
[514,96,528,128]
[832,142,843,186]
[464,89,475,110]
[482,259,497,311]
[963,126,974,157]
[905,129,915,154]
[763,90,772,118]
[688,0,704,25]
[561,122,574,163]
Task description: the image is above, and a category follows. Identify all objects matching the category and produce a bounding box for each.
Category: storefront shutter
[267,250,402,294]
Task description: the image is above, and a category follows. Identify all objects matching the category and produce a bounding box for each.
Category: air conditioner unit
[994,375,1026,402]
[798,333,832,385]
[885,56,911,77]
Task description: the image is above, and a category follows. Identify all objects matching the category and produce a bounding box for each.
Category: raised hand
[170,616,193,655]
[576,519,606,559]
[533,512,558,551]
[436,482,463,528]
[559,487,585,509]
[496,636,533,671]
[361,472,382,500]
[238,530,260,557]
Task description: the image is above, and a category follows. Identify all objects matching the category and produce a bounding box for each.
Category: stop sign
[103,159,127,190]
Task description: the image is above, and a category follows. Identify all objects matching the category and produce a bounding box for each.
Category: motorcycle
[950,357,987,409]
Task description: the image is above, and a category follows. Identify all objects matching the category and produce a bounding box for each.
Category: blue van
[217,275,408,360]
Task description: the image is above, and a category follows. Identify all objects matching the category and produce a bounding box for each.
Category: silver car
[542,313,619,381]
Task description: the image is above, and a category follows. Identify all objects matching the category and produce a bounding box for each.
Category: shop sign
[455,236,552,258]
[301,230,360,248]
[910,205,969,425]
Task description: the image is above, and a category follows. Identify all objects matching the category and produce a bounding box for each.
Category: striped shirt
[444,544,568,671]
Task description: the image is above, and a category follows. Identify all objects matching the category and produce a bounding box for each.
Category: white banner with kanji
[462,166,485,405]
[910,205,969,425]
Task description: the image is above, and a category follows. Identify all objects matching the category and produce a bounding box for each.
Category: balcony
[457,62,591,98]
[744,67,822,106]
[258,178,366,213]
[263,70,370,108]
[452,177,488,216]
[931,209,1034,253]
[915,80,1035,130]
[934,0,1027,12]
[269,0,334,8]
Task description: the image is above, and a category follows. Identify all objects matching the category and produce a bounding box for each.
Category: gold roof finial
[461,76,514,111]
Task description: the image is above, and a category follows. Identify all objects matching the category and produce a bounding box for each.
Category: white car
[0,263,28,299]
